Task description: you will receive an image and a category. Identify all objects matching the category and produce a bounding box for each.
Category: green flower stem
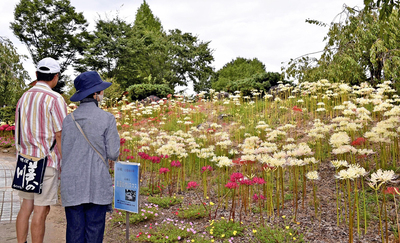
[181,160,185,192]
[375,189,384,243]
[293,166,298,221]
[302,166,306,209]
[392,193,400,243]
[280,167,284,209]
[203,172,207,198]
[347,179,353,243]
[276,169,280,217]
[335,177,340,226]
[361,178,367,234]
[230,188,236,221]
[342,180,348,225]
[383,187,388,243]
[354,179,360,236]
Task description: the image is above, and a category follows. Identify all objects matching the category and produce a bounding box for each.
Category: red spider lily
[138,152,161,163]
[0,124,10,131]
[121,124,130,128]
[159,168,170,174]
[201,165,213,173]
[232,158,243,165]
[171,160,181,167]
[225,182,239,189]
[120,138,126,145]
[187,181,198,189]
[252,177,266,185]
[253,194,258,201]
[385,187,400,195]
[239,178,255,186]
[159,154,169,159]
[253,194,259,201]
[126,155,134,160]
[207,128,216,133]
[230,172,244,182]
[292,106,302,112]
[5,126,15,131]
[232,158,256,165]
[253,194,266,201]
[123,148,130,152]
[262,164,275,171]
[351,137,366,146]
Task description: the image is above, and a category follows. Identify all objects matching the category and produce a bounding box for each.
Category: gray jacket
[60,101,120,207]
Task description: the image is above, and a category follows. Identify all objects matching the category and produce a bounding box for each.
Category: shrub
[225,72,284,96]
[140,186,161,196]
[178,204,209,219]
[206,218,244,239]
[0,106,16,124]
[127,83,173,101]
[252,224,304,242]
[134,219,195,242]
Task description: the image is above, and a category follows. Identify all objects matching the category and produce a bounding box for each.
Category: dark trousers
[65,203,107,243]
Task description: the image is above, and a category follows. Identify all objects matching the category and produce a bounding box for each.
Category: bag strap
[70,112,107,166]
[18,108,56,155]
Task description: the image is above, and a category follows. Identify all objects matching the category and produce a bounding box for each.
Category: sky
[0,0,364,87]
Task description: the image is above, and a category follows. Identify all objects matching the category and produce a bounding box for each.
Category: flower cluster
[201,165,213,173]
[253,193,266,201]
[138,152,166,163]
[335,164,367,180]
[306,171,320,180]
[171,160,181,167]
[0,124,15,131]
[159,167,170,174]
[368,169,398,189]
[187,181,198,190]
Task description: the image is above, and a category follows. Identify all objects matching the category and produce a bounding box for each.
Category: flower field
[97,79,400,242]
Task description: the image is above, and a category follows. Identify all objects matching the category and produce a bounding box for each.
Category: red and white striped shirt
[15,82,67,170]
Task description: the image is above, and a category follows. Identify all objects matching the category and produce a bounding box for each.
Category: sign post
[114,162,140,242]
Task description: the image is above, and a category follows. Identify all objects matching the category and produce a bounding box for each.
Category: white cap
[36,57,60,74]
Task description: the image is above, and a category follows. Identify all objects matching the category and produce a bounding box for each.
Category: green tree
[168,29,214,93]
[283,7,400,87]
[116,1,169,91]
[211,57,266,91]
[10,0,89,93]
[114,1,214,97]
[225,72,282,96]
[364,0,400,20]
[0,36,29,107]
[76,16,131,78]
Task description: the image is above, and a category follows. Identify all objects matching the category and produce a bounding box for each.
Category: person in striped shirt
[15,57,67,243]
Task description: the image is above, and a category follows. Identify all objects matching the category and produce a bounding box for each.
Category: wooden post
[126,212,130,242]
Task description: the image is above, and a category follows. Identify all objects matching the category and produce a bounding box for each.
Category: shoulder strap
[18,108,20,146]
[70,112,107,166]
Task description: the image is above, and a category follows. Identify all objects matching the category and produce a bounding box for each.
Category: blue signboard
[114,162,140,213]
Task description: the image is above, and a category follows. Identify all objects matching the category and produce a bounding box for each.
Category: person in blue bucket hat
[60,71,120,243]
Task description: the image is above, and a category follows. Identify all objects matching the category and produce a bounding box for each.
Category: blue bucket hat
[70,71,112,102]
